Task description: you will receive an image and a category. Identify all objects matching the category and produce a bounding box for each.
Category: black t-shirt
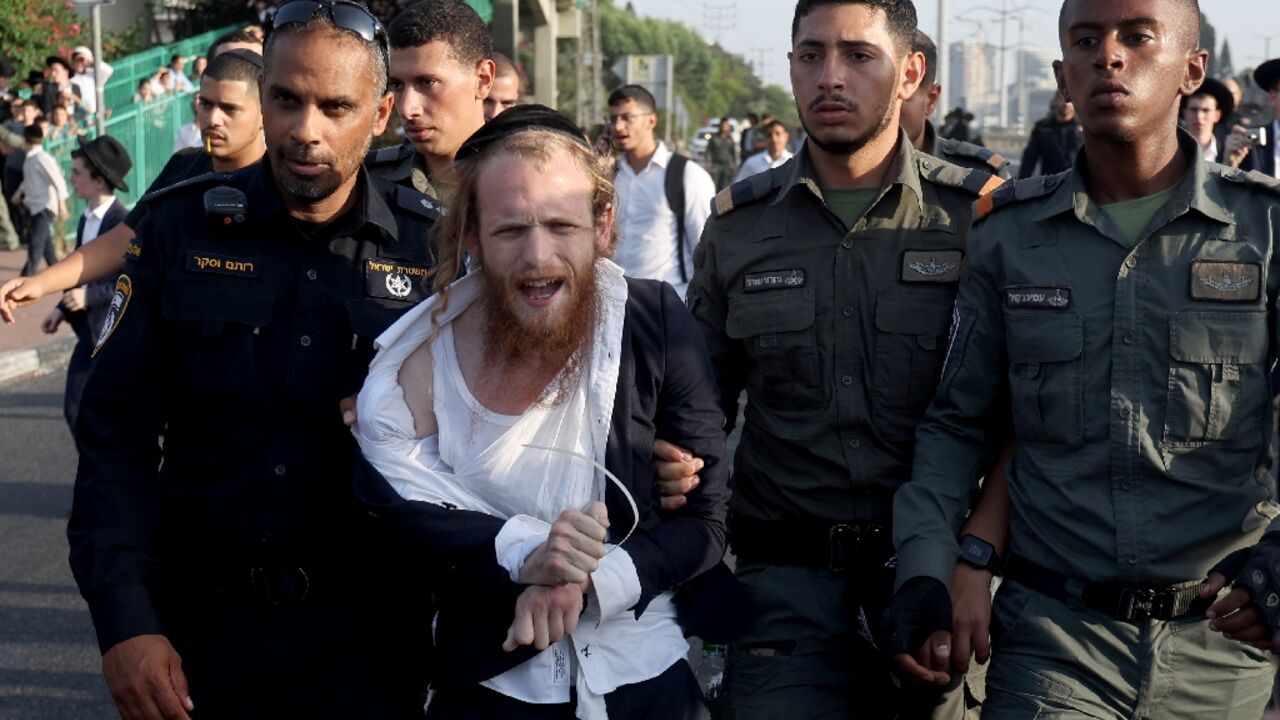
[124,148,216,229]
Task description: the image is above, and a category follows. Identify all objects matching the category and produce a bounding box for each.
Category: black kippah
[455,104,590,161]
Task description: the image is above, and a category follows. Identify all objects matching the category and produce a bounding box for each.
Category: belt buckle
[1119,587,1164,621]
[249,567,311,607]
[829,524,858,573]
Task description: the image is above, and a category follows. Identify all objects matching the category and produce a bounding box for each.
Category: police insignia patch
[92,274,133,357]
[1004,286,1072,310]
[1190,261,1261,302]
[743,269,806,292]
[365,259,430,303]
[902,250,962,283]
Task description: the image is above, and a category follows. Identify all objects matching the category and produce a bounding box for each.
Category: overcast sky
[627,0,1279,89]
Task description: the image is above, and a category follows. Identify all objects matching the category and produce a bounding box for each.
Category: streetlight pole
[997,0,1008,127]
[91,2,105,136]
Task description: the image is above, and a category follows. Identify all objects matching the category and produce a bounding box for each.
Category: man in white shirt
[608,84,715,299]
[353,106,736,719]
[70,46,113,116]
[1225,58,1280,177]
[731,119,793,183]
[11,124,68,276]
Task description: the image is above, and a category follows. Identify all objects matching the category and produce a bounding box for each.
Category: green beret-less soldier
[890,0,1280,717]
[686,1,1006,717]
[904,29,1012,180]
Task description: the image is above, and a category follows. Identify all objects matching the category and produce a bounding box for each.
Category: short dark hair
[264,15,388,95]
[764,119,789,134]
[492,51,518,80]
[22,123,42,143]
[607,84,656,112]
[207,29,263,63]
[913,29,937,86]
[204,49,263,93]
[388,0,492,68]
[1058,0,1200,50]
[170,54,183,65]
[792,0,918,53]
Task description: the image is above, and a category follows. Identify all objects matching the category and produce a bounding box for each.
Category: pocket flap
[162,276,274,327]
[1169,311,1267,363]
[726,287,815,338]
[1005,313,1082,363]
[875,293,952,336]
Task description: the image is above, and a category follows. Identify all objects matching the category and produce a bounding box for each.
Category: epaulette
[1220,166,1280,194]
[365,141,414,167]
[972,173,1063,222]
[937,138,1010,176]
[918,153,1005,197]
[138,171,236,205]
[392,184,444,221]
[712,167,781,217]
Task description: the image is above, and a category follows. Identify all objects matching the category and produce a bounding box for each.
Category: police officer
[904,30,1011,180]
[68,3,437,718]
[365,0,494,201]
[1017,92,1083,177]
[891,0,1280,717]
[685,1,1005,717]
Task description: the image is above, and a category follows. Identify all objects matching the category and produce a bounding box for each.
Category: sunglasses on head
[268,0,389,67]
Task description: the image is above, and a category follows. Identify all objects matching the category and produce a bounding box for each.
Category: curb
[0,335,76,386]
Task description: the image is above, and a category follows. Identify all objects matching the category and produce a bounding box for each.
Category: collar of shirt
[769,128,925,216]
[1200,135,1218,163]
[620,141,672,177]
[87,195,116,220]
[1032,126,1234,233]
[249,160,399,242]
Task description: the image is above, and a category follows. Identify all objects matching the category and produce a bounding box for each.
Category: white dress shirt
[80,196,116,247]
[1198,136,1218,163]
[612,142,715,299]
[355,261,689,719]
[19,147,68,216]
[733,148,794,184]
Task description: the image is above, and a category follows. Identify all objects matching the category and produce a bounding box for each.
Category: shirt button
[841,375,853,386]
[842,305,854,317]
[300,335,312,347]
[1123,333,1135,345]
[306,269,318,281]
[1125,257,1137,269]
[848,438,860,449]
[1128,553,1139,564]
[274,464,287,476]
[841,239,853,249]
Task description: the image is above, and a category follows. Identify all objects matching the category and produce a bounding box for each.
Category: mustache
[279,143,335,165]
[201,128,225,141]
[808,93,858,111]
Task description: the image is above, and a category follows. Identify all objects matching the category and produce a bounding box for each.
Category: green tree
[0,0,89,78]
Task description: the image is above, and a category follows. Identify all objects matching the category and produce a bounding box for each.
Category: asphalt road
[0,368,115,719]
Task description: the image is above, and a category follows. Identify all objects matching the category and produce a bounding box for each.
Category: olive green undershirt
[1099,185,1180,247]
[822,188,881,231]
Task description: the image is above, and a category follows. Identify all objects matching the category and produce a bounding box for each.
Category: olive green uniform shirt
[924,120,1013,181]
[687,132,1004,527]
[895,131,1280,589]
[365,141,442,201]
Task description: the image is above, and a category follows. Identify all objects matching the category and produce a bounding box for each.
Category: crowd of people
[7,0,1280,719]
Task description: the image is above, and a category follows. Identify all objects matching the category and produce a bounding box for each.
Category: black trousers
[426,659,706,720]
[153,580,430,720]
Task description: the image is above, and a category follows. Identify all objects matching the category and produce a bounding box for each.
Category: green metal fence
[45,90,197,233]
[101,25,239,115]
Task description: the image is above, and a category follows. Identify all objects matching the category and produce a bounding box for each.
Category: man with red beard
[352,105,739,719]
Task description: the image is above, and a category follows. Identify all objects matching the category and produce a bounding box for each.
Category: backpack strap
[665,153,689,283]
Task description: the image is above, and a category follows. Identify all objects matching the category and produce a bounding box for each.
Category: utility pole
[702,2,735,44]
[938,0,949,120]
[591,0,602,126]
[71,0,111,136]
[750,47,770,84]
[997,0,1008,127]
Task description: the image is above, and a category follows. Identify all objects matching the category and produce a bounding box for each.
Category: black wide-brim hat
[76,135,132,192]
[45,56,72,73]
[455,104,590,161]
[1183,76,1235,123]
[1255,58,1280,93]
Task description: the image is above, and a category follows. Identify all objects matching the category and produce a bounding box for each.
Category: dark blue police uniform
[68,159,440,719]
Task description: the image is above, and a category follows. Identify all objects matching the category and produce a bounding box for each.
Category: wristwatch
[957,534,1003,574]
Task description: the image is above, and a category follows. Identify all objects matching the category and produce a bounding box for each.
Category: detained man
[352,106,734,720]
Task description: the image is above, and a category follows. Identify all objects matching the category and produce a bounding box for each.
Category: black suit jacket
[66,199,127,345]
[353,278,748,688]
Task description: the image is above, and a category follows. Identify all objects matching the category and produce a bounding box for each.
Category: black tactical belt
[1006,556,1211,622]
[731,518,893,574]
